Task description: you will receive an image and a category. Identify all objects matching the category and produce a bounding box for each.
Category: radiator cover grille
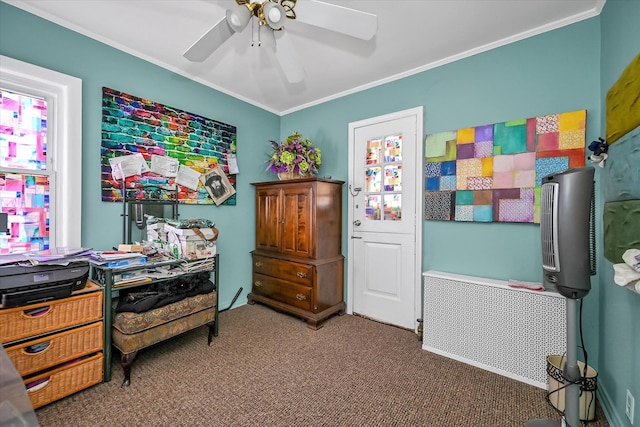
[422,271,566,388]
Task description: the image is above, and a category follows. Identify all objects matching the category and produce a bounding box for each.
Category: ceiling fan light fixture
[261,2,287,30]
[226,5,252,33]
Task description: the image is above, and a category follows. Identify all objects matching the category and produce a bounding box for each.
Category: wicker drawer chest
[0,282,103,409]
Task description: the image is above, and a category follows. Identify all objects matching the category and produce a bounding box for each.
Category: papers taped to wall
[165,224,218,260]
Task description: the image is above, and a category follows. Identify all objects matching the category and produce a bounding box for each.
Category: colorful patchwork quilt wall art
[101,87,237,205]
[424,110,586,223]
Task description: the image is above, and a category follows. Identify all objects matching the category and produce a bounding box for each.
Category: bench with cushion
[111,275,217,387]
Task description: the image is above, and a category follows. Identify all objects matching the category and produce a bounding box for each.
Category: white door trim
[346,106,424,331]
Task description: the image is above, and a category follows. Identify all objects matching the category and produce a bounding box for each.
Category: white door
[347,107,423,330]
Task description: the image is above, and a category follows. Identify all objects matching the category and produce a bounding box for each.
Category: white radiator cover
[422,271,566,388]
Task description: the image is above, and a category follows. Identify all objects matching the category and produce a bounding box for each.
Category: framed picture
[200,166,236,206]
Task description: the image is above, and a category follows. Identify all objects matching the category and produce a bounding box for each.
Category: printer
[0,262,89,308]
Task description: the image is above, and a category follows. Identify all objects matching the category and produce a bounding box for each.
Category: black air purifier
[540,167,595,299]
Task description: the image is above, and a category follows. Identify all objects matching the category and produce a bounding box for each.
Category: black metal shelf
[91,254,218,382]
[121,185,179,244]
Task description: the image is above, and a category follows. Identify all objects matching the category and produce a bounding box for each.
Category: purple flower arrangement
[266,131,322,176]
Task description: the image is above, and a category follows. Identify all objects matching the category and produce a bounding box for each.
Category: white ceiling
[4,0,605,115]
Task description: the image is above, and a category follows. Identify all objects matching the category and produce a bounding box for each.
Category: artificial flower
[266,131,321,176]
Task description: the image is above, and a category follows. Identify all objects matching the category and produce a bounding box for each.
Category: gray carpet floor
[35,303,609,426]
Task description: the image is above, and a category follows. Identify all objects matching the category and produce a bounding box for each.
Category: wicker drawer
[252,273,312,311]
[0,287,102,344]
[25,353,103,409]
[5,322,103,377]
[252,255,313,287]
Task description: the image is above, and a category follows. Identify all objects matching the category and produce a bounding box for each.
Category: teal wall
[2,1,638,424]
[282,11,606,397]
[282,18,601,282]
[597,1,640,426]
[0,2,278,313]
[281,4,636,425]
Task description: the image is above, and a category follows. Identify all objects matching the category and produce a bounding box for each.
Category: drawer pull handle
[296,272,307,278]
[24,341,50,354]
[254,281,263,287]
[23,306,51,317]
[26,377,50,392]
[255,261,263,268]
[296,293,307,301]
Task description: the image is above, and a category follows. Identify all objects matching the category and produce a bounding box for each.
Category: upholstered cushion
[113,291,216,335]
[112,306,216,354]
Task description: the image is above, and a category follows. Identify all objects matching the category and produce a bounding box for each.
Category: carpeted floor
[35,304,609,427]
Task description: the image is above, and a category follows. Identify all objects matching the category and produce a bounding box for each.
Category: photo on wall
[200,166,236,206]
[424,109,586,223]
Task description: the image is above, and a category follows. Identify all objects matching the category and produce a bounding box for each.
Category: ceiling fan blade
[183,17,234,62]
[293,0,377,41]
[273,30,306,83]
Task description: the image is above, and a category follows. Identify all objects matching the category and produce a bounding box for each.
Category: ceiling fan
[183,0,377,83]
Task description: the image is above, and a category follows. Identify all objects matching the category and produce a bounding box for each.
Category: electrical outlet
[627,389,635,424]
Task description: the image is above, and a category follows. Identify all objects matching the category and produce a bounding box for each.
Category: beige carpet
[35,304,609,427]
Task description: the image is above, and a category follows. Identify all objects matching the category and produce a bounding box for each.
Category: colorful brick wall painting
[424,110,586,223]
[100,87,237,205]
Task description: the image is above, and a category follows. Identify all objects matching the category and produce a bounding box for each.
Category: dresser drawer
[0,289,103,344]
[252,273,312,311]
[5,321,103,377]
[252,255,313,287]
[25,352,103,409]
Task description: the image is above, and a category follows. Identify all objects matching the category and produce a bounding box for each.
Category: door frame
[346,106,424,331]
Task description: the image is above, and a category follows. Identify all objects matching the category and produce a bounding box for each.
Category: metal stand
[120,179,179,244]
[525,298,580,427]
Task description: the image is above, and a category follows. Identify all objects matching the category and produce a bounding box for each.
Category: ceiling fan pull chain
[251,19,256,47]
[257,23,262,47]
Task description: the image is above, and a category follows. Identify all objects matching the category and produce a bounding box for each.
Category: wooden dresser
[249,177,345,329]
[0,282,103,409]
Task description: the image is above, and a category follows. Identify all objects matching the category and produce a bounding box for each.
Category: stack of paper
[177,258,215,273]
[89,251,147,268]
[23,247,93,266]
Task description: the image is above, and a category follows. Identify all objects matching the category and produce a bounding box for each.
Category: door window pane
[384,134,402,162]
[365,166,381,192]
[362,133,403,222]
[366,138,382,165]
[384,194,402,220]
[365,195,381,220]
[384,165,402,191]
